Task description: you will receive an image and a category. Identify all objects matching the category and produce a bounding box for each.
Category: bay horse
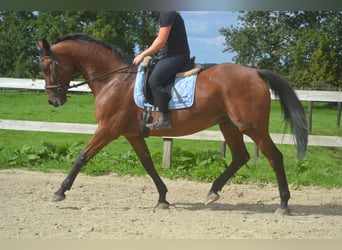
[37,33,308,214]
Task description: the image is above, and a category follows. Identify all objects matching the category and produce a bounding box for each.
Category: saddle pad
[133,64,198,110]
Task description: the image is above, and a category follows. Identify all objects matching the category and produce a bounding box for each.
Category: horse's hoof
[154,201,170,209]
[50,193,66,202]
[274,207,291,215]
[205,192,220,205]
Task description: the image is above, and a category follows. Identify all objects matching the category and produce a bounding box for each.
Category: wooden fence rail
[1,119,342,168]
[1,119,341,147]
[162,131,342,168]
[1,77,341,129]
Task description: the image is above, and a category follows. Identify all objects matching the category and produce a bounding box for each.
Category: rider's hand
[133,54,145,66]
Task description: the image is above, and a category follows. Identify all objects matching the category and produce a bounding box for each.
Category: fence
[1,77,341,168]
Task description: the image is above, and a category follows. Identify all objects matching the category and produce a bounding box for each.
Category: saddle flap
[134,65,198,111]
[139,56,202,106]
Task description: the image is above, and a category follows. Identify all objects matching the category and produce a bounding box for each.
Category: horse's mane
[53,33,132,65]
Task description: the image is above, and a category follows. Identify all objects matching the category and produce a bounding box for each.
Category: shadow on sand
[171,202,342,216]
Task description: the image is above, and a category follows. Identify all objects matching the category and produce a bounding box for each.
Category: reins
[41,55,136,93]
[63,65,136,90]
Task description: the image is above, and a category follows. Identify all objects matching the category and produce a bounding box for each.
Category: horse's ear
[37,38,51,56]
[36,41,43,57]
[42,38,50,51]
[42,38,51,56]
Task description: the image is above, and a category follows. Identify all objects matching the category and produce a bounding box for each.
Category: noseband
[40,55,135,93]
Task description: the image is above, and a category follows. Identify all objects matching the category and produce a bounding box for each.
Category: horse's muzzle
[48,96,67,107]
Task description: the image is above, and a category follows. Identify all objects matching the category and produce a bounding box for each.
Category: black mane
[53,33,132,65]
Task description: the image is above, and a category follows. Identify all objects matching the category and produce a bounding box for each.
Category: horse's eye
[43,67,51,75]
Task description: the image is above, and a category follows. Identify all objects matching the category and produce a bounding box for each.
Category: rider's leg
[146,86,171,129]
[147,56,188,129]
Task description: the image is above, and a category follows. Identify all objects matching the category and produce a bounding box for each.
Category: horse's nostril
[48,100,53,105]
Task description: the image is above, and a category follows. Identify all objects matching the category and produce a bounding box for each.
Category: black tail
[257,69,308,160]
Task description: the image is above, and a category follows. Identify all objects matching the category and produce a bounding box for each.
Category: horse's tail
[257,69,308,160]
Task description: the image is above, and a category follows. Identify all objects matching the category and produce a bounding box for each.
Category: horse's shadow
[171,202,342,216]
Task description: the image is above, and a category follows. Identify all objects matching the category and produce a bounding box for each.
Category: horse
[37,33,308,214]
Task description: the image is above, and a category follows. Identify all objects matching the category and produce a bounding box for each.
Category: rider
[133,11,190,129]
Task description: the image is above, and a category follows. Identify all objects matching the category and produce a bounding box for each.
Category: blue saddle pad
[133,65,198,110]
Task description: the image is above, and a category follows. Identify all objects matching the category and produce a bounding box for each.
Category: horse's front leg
[51,128,114,202]
[125,136,169,209]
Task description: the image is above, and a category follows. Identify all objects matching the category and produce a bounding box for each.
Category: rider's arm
[133,26,171,66]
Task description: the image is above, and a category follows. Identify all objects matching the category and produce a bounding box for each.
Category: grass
[0,90,97,123]
[0,90,341,187]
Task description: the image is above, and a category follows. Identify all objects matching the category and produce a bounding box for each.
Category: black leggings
[148,55,189,112]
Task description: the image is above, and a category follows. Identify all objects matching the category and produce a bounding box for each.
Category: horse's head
[37,38,73,107]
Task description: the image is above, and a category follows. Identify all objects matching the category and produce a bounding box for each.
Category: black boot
[146,87,172,129]
[146,112,171,129]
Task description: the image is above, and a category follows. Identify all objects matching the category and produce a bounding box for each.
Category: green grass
[0,90,96,123]
[0,90,341,187]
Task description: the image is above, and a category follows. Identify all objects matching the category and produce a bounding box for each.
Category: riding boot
[146,87,172,129]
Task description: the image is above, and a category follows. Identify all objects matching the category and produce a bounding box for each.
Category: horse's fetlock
[75,153,88,166]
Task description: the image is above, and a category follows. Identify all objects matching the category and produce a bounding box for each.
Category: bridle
[40,55,136,94]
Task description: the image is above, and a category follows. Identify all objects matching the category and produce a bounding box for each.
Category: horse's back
[196,62,271,131]
[197,62,270,104]
[200,62,266,85]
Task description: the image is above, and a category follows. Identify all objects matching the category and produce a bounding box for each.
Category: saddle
[139,56,202,137]
[141,56,201,106]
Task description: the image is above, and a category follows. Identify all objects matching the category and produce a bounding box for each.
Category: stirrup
[146,120,171,130]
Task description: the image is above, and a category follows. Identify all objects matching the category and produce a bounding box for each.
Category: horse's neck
[77,57,124,79]
[92,65,137,97]
[74,54,129,95]
[55,42,133,95]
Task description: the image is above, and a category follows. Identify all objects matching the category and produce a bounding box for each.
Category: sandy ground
[0,169,341,239]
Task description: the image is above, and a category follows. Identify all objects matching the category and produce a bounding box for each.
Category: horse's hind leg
[247,131,291,214]
[206,119,250,205]
[125,136,169,209]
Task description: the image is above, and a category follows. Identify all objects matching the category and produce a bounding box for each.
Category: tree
[82,11,159,59]
[0,11,159,78]
[0,11,38,78]
[220,11,342,89]
[34,11,158,61]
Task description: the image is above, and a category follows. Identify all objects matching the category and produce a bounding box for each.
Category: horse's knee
[241,153,251,165]
[232,150,250,167]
